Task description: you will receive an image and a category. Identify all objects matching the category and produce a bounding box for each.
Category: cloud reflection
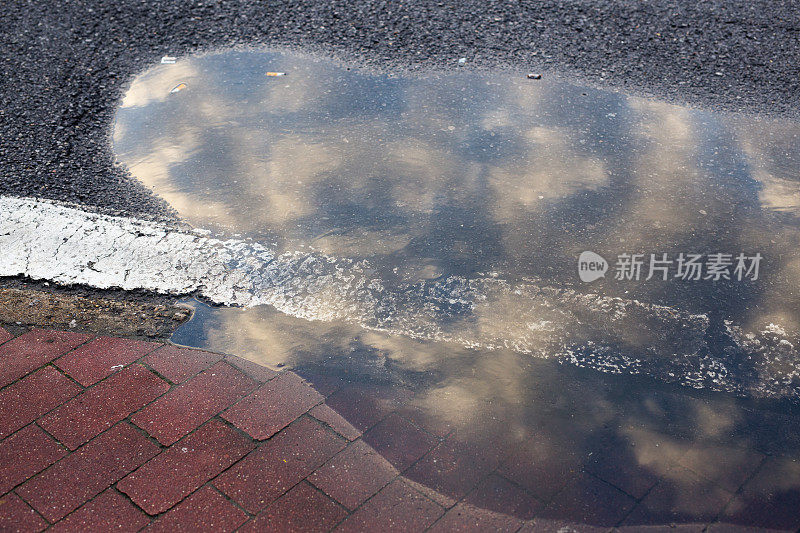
[115,50,800,525]
[114,50,800,397]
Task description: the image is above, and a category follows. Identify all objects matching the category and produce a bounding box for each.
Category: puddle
[115,49,800,397]
[113,49,800,527]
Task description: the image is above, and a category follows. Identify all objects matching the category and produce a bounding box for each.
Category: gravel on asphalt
[1,0,798,216]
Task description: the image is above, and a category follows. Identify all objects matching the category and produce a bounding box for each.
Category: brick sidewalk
[0,327,532,532]
[0,327,799,531]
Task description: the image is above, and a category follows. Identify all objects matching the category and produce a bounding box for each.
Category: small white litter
[161,56,177,64]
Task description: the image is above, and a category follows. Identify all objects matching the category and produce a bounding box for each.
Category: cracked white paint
[1,195,798,399]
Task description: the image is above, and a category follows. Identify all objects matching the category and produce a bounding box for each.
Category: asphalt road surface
[1,0,798,217]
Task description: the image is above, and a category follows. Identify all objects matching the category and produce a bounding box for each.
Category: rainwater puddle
[114,50,800,527]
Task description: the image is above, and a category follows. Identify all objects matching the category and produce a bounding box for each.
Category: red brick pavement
[0,325,799,531]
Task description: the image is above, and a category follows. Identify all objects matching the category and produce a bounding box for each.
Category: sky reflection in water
[115,50,800,397]
[114,50,800,526]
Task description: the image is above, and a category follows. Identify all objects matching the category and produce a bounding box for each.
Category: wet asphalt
[0,0,798,217]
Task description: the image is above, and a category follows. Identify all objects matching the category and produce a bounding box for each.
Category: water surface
[115,49,800,399]
[114,50,800,527]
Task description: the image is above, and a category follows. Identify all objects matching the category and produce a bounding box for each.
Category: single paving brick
[295,371,345,397]
[224,355,278,383]
[310,403,362,441]
[239,481,348,533]
[309,440,398,510]
[145,486,249,533]
[0,424,66,495]
[428,503,523,533]
[48,488,150,533]
[582,432,662,500]
[718,455,800,530]
[54,336,160,387]
[540,472,636,527]
[143,345,224,383]
[362,413,439,472]
[335,479,444,532]
[403,477,457,510]
[498,432,584,502]
[0,329,90,389]
[677,442,765,493]
[222,372,323,440]
[0,326,12,344]
[17,423,160,522]
[118,418,255,515]
[215,417,346,514]
[325,383,411,432]
[465,473,542,521]
[0,366,81,439]
[0,492,47,532]
[622,466,732,527]
[39,364,170,450]
[405,437,501,502]
[131,361,257,446]
[394,403,455,439]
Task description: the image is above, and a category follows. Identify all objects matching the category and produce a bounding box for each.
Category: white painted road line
[0,195,797,399]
